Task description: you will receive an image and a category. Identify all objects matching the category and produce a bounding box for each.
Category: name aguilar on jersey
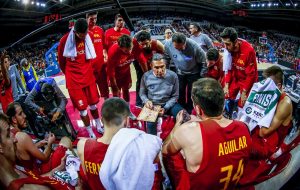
[218,136,248,157]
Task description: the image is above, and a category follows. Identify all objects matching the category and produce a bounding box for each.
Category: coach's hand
[145,100,153,109]
[159,108,165,116]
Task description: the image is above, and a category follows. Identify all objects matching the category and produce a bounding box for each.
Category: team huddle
[0,11,294,190]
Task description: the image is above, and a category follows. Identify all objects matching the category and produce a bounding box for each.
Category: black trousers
[177,73,200,113]
[133,60,143,107]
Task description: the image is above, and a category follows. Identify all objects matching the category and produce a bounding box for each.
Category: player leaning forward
[58,18,103,138]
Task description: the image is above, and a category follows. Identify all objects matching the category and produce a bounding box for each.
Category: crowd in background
[1,12,299,73]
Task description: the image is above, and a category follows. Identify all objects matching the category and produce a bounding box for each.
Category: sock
[86,126,96,139]
[95,118,104,134]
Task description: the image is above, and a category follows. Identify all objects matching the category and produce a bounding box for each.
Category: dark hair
[190,22,202,32]
[0,113,10,143]
[192,78,224,117]
[152,53,165,63]
[135,30,151,42]
[101,97,130,126]
[0,54,9,65]
[115,14,123,21]
[86,12,98,18]
[220,27,238,42]
[141,25,150,31]
[263,65,283,84]
[74,18,88,33]
[118,34,132,48]
[6,102,21,123]
[172,33,186,44]
[206,48,219,61]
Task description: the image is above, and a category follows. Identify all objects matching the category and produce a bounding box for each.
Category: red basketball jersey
[189,120,251,190]
[83,139,109,190]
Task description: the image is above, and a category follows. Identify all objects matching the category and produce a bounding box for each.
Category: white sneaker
[95,120,104,134]
[86,126,96,139]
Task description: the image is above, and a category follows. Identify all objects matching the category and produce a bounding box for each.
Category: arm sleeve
[135,52,148,72]
[15,66,26,93]
[57,36,67,73]
[164,45,171,67]
[25,87,40,112]
[164,74,179,111]
[106,48,117,80]
[196,47,207,77]
[139,74,149,104]
[205,35,214,49]
[241,49,258,92]
[53,80,67,112]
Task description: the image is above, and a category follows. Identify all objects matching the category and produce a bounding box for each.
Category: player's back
[189,119,251,190]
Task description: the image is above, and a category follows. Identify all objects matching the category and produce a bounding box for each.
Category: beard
[143,47,152,54]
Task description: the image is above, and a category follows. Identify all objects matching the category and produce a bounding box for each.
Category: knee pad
[89,104,97,110]
[79,110,88,116]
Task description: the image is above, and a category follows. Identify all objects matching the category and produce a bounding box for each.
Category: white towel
[63,27,96,60]
[239,78,281,131]
[223,48,232,72]
[99,128,162,190]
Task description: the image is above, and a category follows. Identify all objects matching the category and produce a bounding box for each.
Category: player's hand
[38,107,46,116]
[35,139,48,148]
[47,132,56,145]
[51,111,61,122]
[159,108,165,116]
[145,100,153,109]
[241,90,247,106]
[223,83,229,97]
[128,83,132,89]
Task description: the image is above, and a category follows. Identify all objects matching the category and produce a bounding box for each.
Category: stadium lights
[22,0,29,4]
[295,3,298,7]
[31,1,34,5]
[36,2,40,6]
[286,3,291,6]
[268,2,272,7]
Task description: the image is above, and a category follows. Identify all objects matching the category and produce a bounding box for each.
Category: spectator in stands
[206,48,224,86]
[105,14,130,50]
[77,97,162,190]
[189,22,214,52]
[3,54,26,101]
[6,102,72,175]
[87,12,109,102]
[133,30,164,107]
[221,27,258,108]
[140,53,183,135]
[164,32,207,113]
[162,78,251,189]
[0,54,13,113]
[25,77,67,123]
[20,58,38,92]
[162,28,173,45]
